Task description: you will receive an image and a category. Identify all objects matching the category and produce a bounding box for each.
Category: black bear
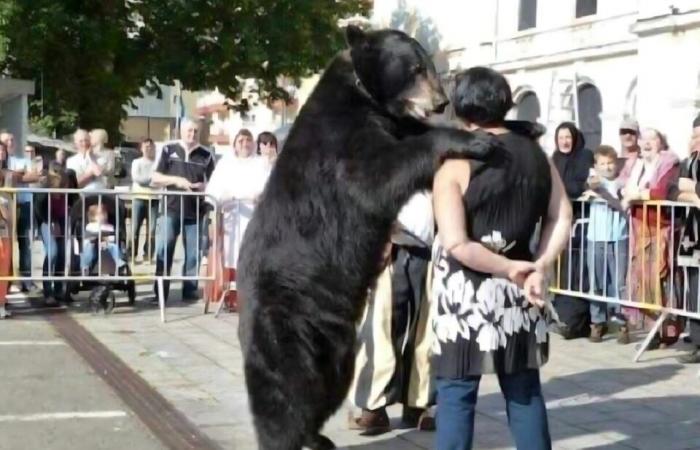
[238,26,505,450]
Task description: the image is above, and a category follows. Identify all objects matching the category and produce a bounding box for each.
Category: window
[518,0,537,31]
[515,92,540,123]
[576,0,597,18]
[577,84,602,150]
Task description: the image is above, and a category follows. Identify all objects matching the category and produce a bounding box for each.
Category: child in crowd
[584,145,629,344]
[0,169,12,319]
[81,203,124,274]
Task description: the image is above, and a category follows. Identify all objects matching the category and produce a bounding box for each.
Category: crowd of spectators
[0,122,279,319]
[552,113,700,364]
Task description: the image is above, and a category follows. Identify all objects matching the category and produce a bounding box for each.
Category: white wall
[0,95,30,155]
[372,0,700,157]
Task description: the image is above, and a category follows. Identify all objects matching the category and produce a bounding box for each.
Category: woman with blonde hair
[89,128,116,188]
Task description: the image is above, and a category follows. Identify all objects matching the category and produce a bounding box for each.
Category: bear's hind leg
[304,433,336,450]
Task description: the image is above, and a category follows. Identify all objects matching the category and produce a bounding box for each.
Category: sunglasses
[619,129,637,136]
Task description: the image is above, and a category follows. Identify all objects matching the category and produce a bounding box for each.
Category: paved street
[0,304,164,450]
[5,283,700,449]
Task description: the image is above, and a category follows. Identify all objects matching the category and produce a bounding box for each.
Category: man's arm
[151,171,191,190]
[150,146,190,190]
[72,163,95,188]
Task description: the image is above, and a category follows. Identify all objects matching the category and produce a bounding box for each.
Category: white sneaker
[0,305,11,319]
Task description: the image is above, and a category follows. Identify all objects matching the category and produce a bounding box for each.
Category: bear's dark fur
[237,27,508,450]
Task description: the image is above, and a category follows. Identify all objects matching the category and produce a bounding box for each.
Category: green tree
[0,0,369,141]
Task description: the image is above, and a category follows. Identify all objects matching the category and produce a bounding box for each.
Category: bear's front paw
[440,129,503,161]
[504,120,546,139]
[463,130,502,158]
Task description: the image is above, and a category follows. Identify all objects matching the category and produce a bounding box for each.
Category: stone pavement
[0,309,165,450]
[56,286,700,450]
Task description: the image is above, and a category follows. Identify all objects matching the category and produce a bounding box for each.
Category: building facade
[121,81,200,144]
[195,80,299,155]
[372,0,700,156]
[0,78,35,154]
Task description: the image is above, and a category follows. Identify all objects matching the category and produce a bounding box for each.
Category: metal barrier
[0,187,220,322]
[550,198,700,359]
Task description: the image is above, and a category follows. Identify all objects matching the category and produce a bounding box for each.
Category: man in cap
[616,117,640,176]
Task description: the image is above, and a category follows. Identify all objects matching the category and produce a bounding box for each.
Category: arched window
[515,91,541,123]
[577,83,602,149]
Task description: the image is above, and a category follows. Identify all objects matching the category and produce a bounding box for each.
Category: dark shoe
[636,334,661,351]
[677,348,700,364]
[401,406,435,431]
[44,296,59,308]
[589,324,607,343]
[181,293,200,303]
[348,408,390,436]
[552,323,573,339]
[617,325,630,345]
[149,295,167,305]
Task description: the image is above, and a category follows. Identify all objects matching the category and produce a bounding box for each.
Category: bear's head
[346,26,448,122]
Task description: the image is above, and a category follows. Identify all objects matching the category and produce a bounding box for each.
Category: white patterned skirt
[430,245,550,377]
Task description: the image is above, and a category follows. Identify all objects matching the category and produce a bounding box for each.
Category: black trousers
[684,267,700,346]
[388,245,431,405]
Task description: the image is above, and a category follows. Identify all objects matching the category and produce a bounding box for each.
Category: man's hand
[587,174,602,189]
[380,242,393,269]
[623,184,640,200]
[581,189,599,201]
[679,177,696,192]
[506,260,536,289]
[175,177,193,190]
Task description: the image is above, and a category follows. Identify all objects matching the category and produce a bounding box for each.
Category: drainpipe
[494,0,500,62]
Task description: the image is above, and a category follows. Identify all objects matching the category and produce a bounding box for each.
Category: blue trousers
[131,198,159,259]
[80,240,125,272]
[154,215,201,302]
[40,222,65,298]
[587,240,628,324]
[436,369,551,450]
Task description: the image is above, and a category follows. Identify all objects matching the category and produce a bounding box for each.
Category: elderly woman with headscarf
[550,122,595,339]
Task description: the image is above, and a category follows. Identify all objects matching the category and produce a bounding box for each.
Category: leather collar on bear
[352,70,380,108]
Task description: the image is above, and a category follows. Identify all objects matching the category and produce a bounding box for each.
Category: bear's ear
[345,25,367,49]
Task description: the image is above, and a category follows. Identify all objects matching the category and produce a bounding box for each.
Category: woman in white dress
[206,129,269,310]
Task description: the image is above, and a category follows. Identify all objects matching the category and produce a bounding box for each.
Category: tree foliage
[0,0,370,140]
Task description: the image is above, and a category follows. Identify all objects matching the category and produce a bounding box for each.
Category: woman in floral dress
[431,67,572,449]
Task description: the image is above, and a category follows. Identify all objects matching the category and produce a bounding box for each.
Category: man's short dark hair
[594,145,617,161]
[452,67,513,125]
[141,138,154,147]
